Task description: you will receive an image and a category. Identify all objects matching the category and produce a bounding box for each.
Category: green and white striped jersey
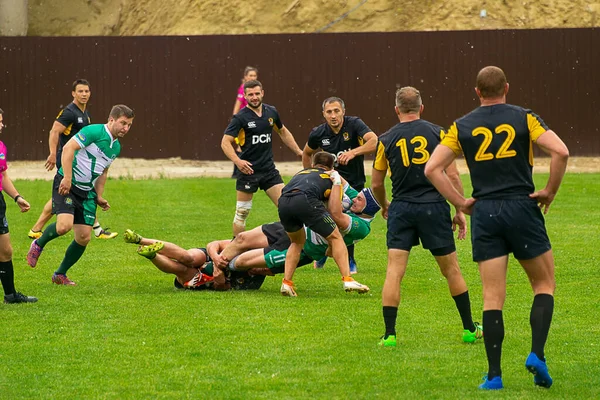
[59,124,121,191]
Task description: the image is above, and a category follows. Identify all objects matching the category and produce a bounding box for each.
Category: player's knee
[233,200,252,229]
[0,243,13,261]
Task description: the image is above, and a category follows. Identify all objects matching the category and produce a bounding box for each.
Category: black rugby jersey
[56,102,91,149]
[307,116,371,188]
[224,103,283,174]
[282,168,333,201]
[441,104,548,199]
[373,119,445,203]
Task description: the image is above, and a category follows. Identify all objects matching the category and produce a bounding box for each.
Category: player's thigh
[416,201,456,254]
[260,169,284,199]
[518,249,555,294]
[471,199,509,262]
[506,199,552,261]
[386,201,419,251]
[278,195,305,233]
[236,175,259,194]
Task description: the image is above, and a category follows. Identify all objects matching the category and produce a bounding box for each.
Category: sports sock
[37,222,59,248]
[93,224,103,236]
[203,261,214,275]
[348,244,355,260]
[483,310,504,379]
[530,293,554,361]
[383,306,398,337]
[452,290,476,331]
[0,260,16,295]
[55,240,87,275]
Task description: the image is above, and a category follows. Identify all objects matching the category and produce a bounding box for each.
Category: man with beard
[221,80,303,236]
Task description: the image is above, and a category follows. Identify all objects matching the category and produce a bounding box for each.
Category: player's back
[450,104,548,199]
[282,168,332,201]
[375,119,445,203]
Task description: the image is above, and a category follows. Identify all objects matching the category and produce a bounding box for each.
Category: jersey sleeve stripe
[527,113,547,142]
[440,122,463,154]
[373,140,388,171]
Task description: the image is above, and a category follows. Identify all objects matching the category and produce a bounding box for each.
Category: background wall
[0,28,598,161]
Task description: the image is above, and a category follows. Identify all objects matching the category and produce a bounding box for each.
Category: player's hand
[337,151,355,165]
[381,206,389,220]
[45,154,56,171]
[58,178,71,195]
[459,197,476,215]
[16,197,30,213]
[235,160,254,175]
[452,211,467,240]
[529,188,555,214]
[329,171,342,185]
[96,196,110,211]
[213,253,229,269]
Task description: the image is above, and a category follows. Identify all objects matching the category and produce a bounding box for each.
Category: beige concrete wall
[0,0,28,36]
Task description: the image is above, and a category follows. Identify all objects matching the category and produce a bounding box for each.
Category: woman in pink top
[232,66,258,115]
[0,108,37,304]
[231,66,258,177]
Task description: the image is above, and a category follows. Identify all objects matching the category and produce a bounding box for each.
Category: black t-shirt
[442,104,549,199]
[56,102,91,150]
[224,103,283,174]
[373,119,446,203]
[282,167,333,201]
[307,116,372,188]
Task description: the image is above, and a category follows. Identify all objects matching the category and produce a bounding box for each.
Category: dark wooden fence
[0,28,598,160]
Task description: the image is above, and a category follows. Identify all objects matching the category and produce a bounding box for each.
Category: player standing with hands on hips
[425,66,569,390]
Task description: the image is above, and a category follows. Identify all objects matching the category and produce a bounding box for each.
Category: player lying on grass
[123,230,263,291]
[123,186,380,293]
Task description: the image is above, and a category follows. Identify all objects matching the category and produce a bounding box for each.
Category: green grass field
[1,173,599,399]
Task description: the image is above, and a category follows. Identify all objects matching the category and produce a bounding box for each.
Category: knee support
[233,200,252,229]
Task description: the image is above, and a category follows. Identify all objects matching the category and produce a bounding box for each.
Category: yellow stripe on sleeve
[527,113,547,142]
[373,141,388,171]
[440,123,463,154]
[237,128,246,147]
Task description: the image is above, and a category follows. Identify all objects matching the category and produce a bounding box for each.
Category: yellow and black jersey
[373,119,446,203]
[282,167,333,201]
[56,102,91,149]
[224,103,283,174]
[307,116,372,189]
[441,104,548,199]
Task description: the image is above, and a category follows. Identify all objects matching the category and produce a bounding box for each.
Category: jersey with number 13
[374,119,445,203]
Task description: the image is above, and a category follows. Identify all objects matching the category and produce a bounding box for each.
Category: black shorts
[386,200,455,255]
[0,192,9,234]
[471,198,551,262]
[261,222,290,251]
[236,168,284,193]
[51,174,97,226]
[278,192,336,238]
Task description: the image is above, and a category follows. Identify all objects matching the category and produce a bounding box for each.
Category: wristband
[14,195,22,203]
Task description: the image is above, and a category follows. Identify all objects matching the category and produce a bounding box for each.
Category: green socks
[55,240,87,275]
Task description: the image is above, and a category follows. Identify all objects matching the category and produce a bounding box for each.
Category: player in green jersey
[27,105,134,286]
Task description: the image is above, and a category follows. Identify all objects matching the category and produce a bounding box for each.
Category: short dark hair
[322,97,345,111]
[243,79,262,92]
[312,151,335,170]
[72,79,91,91]
[395,87,422,113]
[109,104,135,120]
[476,66,507,99]
[244,66,258,76]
